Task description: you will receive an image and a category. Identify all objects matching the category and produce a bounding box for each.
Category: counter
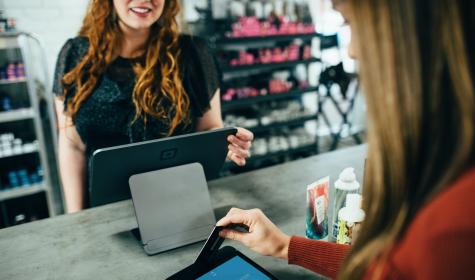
[0,145,366,279]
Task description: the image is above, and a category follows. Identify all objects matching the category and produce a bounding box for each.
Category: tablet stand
[129,162,216,255]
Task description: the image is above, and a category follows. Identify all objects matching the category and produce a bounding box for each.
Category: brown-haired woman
[217,0,475,279]
[53,0,253,213]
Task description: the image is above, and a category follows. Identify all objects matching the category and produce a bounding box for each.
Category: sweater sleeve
[288,236,350,279]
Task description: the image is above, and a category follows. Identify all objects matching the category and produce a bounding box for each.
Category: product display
[0,94,11,111]
[224,43,311,67]
[0,133,39,158]
[336,193,365,245]
[306,176,329,239]
[203,0,320,174]
[0,91,29,112]
[250,128,315,157]
[221,70,310,102]
[0,33,55,229]
[0,12,16,33]
[223,101,314,128]
[330,167,360,242]
[1,165,43,190]
[226,16,315,38]
[259,101,313,125]
[223,114,259,128]
[0,62,26,81]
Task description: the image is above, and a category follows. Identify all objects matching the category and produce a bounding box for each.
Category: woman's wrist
[275,234,291,260]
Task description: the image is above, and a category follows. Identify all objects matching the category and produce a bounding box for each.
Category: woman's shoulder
[57,36,89,62]
[415,166,475,232]
[53,36,90,95]
[390,167,475,279]
[400,167,475,244]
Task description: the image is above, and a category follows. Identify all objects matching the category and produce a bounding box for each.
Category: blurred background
[0,0,366,227]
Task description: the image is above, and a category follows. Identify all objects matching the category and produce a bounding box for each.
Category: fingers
[228,143,250,159]
[227,135,252,150]
[219,229,248,243]
[226,127,253,167]
[236,127,254,141]
[216,207,246,226]
[227,151,246,166]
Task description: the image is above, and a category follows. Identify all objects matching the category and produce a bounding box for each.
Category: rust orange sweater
[288,167,475,279]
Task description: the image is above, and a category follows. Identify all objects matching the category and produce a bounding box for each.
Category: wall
[1,0,88,85]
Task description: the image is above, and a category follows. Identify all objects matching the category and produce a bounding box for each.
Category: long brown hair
[339,0,474,278]
[61,0,190,135]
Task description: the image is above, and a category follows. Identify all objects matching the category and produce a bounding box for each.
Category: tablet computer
[196,246,277,280]
[90,127,237,207]
[167,226,278,280]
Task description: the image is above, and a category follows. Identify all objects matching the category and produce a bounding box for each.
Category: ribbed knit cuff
[288,236,350,279]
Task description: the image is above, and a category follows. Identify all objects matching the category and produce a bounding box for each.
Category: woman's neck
[118,21,150,58]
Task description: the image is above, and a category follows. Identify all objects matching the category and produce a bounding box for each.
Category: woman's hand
[227,127,254,166]
[216,208,291,260]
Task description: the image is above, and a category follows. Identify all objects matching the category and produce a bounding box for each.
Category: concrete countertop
[0,145,366,280]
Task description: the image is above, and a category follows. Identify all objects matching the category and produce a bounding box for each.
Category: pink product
[1,62,25,81]
[229,44,303,66]
[227,16,316,38]
[6,64,16,80]
[299,80,310,89]
[222,78,294,101]
[287,44,300,61]
[269,79,293,94]
[222,87,260,101]
[302,45,312,60]
[259,49,273,64]
[15,63,25,78]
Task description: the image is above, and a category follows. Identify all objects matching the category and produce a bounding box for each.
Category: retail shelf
[249,143,317,163]
[0,32,58,223]
[0,147,38,160]
[0,78,27,85]
[0,32,23,37]
[224,143,317,169]
[221,86,318,111]
[249,114,318,134]
[0,35,20,49]
[0,108,35,123]
[215,33,321,46]
[221,57,321,74]
[0,183,46,201]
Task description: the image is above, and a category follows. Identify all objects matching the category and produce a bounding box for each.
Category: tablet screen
[197,256,271,280]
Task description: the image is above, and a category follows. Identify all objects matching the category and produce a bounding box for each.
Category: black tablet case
[90,127,237,207]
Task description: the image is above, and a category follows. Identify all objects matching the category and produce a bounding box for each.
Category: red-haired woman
[53,0,253,213]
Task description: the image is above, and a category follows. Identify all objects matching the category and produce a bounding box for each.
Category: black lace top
[53,35,220,196]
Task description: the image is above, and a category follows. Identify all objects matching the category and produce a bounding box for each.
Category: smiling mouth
[130,7,152,15]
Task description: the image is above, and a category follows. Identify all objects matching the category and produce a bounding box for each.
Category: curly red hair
[62,0,190,135]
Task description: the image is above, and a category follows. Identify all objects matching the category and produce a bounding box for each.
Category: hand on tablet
[227,127,254,166]
[217,208,291,260]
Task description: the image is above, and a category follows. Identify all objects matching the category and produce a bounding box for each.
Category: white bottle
[336,194,365,245]
[331,167,360,241]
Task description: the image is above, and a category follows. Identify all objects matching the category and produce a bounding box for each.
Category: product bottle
[330,167,360,242]
[336,194,365,245]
